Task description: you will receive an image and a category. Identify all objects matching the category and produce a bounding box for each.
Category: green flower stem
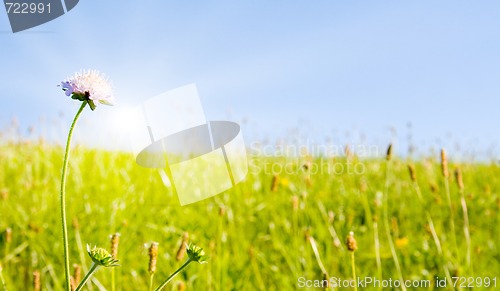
[154,259,192,291]
[409,180,453,285]
[373,221,382,290]
[459,188,471,272]
[60,101,87,290]
[351,252,357,291]
[112,269,116,291]
[444,178,458,253]
[0,264,7,291]
[383,160,407,291]
[75,263,99,291]
[149,273,155,291]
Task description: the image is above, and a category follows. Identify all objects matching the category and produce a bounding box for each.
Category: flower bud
[87,245,119,267]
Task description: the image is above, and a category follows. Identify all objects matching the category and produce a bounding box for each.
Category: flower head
[86,244,119,267]
[110,233,120,259]
[148,242,159,274]
[60,70,114,110]
[186,243,207,264]
[346,231,358,252]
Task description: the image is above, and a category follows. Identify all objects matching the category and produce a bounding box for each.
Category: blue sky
[1,1,499,159]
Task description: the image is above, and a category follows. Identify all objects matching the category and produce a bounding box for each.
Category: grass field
[0,140,499,290]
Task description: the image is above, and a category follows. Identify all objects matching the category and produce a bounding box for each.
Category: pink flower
[60,70,115,110]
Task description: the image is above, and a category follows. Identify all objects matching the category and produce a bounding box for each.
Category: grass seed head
[73,264,81,287]
[430,182,439,193]
[386,144,393,161]
[440,149,449,178]
[344,144,350,154]
[303,161,311,171]
[110,233,120,259]
[344,144,352,159]
[148,242,159,274]
[271,175,279,192]
[33,270,41,291]
[408,164,417,182]
[72,217,80,230]
[322,272,330,288]
[346,231,357,252]
[176,233,189,261]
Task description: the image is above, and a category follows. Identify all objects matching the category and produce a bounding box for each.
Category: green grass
[0,141,499,290]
